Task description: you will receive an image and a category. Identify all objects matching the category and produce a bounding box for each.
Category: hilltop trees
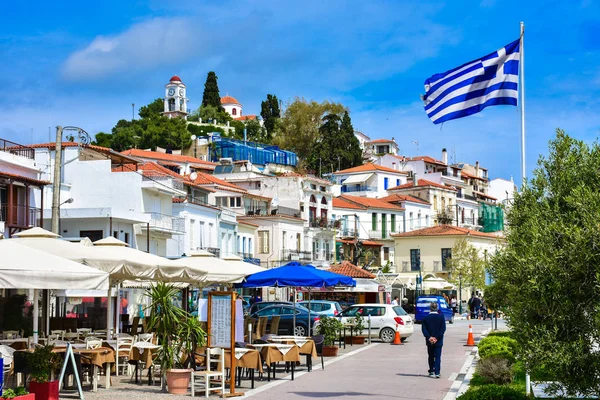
[260,94,281,139]
[201,71,224,111]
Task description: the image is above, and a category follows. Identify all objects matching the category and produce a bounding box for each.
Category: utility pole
[51,126,63,234]
[132,103,135,120]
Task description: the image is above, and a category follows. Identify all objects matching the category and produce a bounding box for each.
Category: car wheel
[379,327,395,343]
[294,325,307,336]
[449,314,454,324]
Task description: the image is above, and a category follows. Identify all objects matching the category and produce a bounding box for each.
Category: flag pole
[520,21,526,183]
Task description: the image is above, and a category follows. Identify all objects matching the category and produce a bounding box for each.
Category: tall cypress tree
[260,94,281,137]
[202,71,224,111]
[340,111,363,168]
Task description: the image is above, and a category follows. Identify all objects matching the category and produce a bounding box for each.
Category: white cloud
[61,17,198,81]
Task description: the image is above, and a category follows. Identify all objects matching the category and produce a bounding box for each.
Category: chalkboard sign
[209,294,232,348]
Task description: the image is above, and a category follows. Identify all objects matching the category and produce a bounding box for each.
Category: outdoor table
[130,342,160,385]
[223,348,263,389]
[53,346,115,392]
[0,339,28,350]
[250,343,300,381]
[269,337,317,371]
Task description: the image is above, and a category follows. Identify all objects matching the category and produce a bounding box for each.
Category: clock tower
[163,75,188,119]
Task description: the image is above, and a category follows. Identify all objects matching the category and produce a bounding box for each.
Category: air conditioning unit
[219,157,233,165]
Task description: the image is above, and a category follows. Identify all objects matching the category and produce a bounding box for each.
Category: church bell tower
[163,75,188,119]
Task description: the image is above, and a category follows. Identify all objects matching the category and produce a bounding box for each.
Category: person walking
[450,295,457,314]
[421,301,446,378]
[391,296,399,306]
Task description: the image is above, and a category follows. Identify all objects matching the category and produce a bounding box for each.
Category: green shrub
[457,384,527,400]
[478,336,518,363]
[475,356,513,385]
[486,331,513,339]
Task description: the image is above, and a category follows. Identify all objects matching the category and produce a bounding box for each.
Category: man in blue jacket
[421,301,446,378]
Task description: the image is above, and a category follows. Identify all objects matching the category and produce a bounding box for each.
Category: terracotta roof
[137,162,187,180]
[0,171,50,186]
[337,239,383,246]
[237,218,259,227]
[461,170,487,181]
[407,156,447,166]
[329,261,376,279]
[473,191,497,200]
[367,139,396,144]
[391,225,499,239]
[170,75,182,83]
[121,149,216,169]
[332,197,365,210]
[190,172,247,193]
[30,142,111,152]
[172,198,185,203]
[234,115,257,121]
[337,195,405,211]
[380,193,431,205]
[334,163,407,175]
[221,96,241,105]
[388,179,457,192]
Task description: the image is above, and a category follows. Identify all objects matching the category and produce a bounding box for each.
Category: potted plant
[316,316,343,357]
[26,345,61,400]
[175,315,207,370]
[345,313,367,345]
[1,387,34,400]
[145,282,194,394]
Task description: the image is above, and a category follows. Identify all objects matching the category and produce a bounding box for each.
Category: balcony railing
[368,230,389,239]
[272,205,302,218]
[0,203,40,227]
[338,227,357,237]
[201,247,221,257]
[313,251,335,261]
[308,218,340,229]
[144,212,185,233]
[281,250,312,261]
[0,138,34,160]
[341,185,377,193]
[142,175,184,192]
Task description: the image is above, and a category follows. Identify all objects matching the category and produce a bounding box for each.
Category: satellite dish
[189,172,198,181]
[190,134,197,140]
[271,198,279,208]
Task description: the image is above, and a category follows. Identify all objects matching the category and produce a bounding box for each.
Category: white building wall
[223,104,242,118]
[167,203,220,258]
[489,178,517,207]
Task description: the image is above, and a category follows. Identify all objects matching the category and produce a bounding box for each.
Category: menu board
[209,294,232,348]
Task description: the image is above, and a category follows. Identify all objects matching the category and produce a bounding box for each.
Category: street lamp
[60,198,74,206]
[459,273,463,314]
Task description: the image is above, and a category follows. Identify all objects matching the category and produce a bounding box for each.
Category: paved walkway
[247,319,496,400]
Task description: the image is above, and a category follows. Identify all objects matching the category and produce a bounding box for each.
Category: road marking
[244,343,380,398]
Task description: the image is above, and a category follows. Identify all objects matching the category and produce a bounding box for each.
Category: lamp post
[459,273,463,314]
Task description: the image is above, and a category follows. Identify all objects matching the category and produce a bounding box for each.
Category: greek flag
[422,38,520,124]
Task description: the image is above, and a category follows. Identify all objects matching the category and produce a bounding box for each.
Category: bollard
[368,315,372,344]
[248,323,253,344]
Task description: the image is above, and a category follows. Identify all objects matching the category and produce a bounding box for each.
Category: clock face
[179,88,185,96]
[168,88,175,96]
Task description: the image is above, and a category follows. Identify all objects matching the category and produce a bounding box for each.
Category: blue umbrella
[237,262,356,336]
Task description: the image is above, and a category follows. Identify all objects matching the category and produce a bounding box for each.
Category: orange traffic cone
[392,323,403,345]
[465,324,475,346]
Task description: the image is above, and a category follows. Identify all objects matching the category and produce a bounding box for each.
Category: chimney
[413,173,418,187]
[475,161,480,177]
[442,148,448,165]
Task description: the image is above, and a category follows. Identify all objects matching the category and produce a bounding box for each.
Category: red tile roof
[237,218,259,227]
[120,149,216,169]
[407,156,447,166]
[380,193,431,205]
[172,198,185,203]
[391,225,499,238]
[221,96,241,105]
[337,239,383,246]
[334,163,407,175]
[473,191,497,200]
[113,162,215,192]
[190,171,247,193]
[0,171,49,186]
[332,197,365,210]
[338,195,405,211]
[367,139,396,144]
[234,115,257,121]
[329,261,376,279]
[388,179,457,191]
[461,170,487,181]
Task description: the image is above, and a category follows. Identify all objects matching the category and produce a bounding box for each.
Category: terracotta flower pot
[322,345,339,357]
[344,336,366,345]
[29,380,59,400]
[166,368,193,395]
[1,395,35,400]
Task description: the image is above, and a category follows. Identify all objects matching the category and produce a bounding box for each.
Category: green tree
[489,129,600,397]
[245,119,269,143]
[339,111,364,169]
[201,71,224,111]
[260,94,281,136]
[198,105,219,123]
[445,238,486,290]
[92,132,112,148]
[273,97,346,162]
[138,98,164,119]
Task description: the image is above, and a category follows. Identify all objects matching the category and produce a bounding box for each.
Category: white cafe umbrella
[172,251,265,284]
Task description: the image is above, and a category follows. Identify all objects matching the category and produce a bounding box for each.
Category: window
[372,213,377,230]
[248,238,253,255]
[383,247,389,261]
[255,181,261,189]
[124,232,130,245]
[390,214,396,232]
[320,186,326,192]
[208,223,214,247]
[417,212,421,228]
[258,231,270,254]
[426,215,430,226]
[199,221,205,248]
[396,179,400,187]
[321,196,327,205]
[441,248,452,270]
[80,230,103,242]
[232,108,237,116]
[296,233,301,252]
[410,249,421,271]
[433,195,438,210]
[384,177,389,190]
[409,212,414,230]
[190,219,196,249]
[282,231,287,250]
[113,231,118,239]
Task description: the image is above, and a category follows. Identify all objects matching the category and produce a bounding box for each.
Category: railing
[281,250,312,261]
[308,218,340,229]
[341,185,378,193]
[240,252,255,259]
[338,227,357,237]
[0,138,34,160]
[145,212,185,233]
[273,205,302,218]
[460,217,478,226]
[200,247,221,257]
[0,204,40,227]
[313,251,335,261]
[142,175,185,192]
[368,230,388,239]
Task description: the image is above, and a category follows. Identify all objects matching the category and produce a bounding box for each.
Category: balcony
[201,247,221,257]
[0,138,34,160]
[143,212,185,234]
[1,203,40,230]
[281,250,312,262]
[307,218,341,230]
[341,185,377,193]
[313,251,335,262]
[338,227,357,238]
[368,230,390,240]
[272,205,302,218]
[141,175,185,195]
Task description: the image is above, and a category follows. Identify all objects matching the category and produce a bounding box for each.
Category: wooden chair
[115,336,134,376]
[64,332,79,341]
[191,348,225,398]
[86,340,102,349]
[244,317,256,343]
[268,316,281,335]
[50,330,65,340]
[255,316,268,339]
[311,334,325,370]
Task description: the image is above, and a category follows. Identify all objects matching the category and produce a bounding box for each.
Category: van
[414,295,454,324]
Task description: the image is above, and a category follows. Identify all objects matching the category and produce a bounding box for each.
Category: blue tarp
[236,261,356,288]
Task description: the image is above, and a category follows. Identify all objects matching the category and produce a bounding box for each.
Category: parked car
[250,304,320,336]
[248,301,294,316]
[298,300,343,317]
[414,295,454,324]
[313,303,414,343]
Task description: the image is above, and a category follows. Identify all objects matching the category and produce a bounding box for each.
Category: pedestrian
[472,294,481,319]
[450,295,457,314]
[421,301,446,378]
[391,296,399,306]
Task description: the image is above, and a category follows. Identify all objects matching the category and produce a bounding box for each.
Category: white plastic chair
[86,340,102,349]
[191,348,225,398]
[77,328,92,337]
[138,333,154,343]
[50,330,65,340]
[3,330,19,340]
[115,336,134,376]
[64,332,79,341]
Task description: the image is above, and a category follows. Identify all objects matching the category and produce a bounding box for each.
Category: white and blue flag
[422,38,520,124]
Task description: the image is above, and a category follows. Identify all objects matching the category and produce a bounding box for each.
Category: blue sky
[1,0,599,182]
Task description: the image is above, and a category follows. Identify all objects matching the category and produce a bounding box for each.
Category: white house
[379,193,433,232]
[363,138,399,160]
[221,95,261,124]
[489,177,517,207]
[332,163,408,198]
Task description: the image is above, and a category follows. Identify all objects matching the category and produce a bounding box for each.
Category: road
[247,318,504,400]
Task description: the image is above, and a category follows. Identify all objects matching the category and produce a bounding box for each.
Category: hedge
[456,384,528,400]
[478,336,518,363]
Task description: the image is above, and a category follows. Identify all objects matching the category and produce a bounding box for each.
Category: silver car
[298,300,343,317]
[332,303,414,343]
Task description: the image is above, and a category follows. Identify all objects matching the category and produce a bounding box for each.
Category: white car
[315,303,414,343]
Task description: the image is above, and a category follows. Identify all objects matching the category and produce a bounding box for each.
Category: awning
[423,277,455,290]
[343,173,373,185]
